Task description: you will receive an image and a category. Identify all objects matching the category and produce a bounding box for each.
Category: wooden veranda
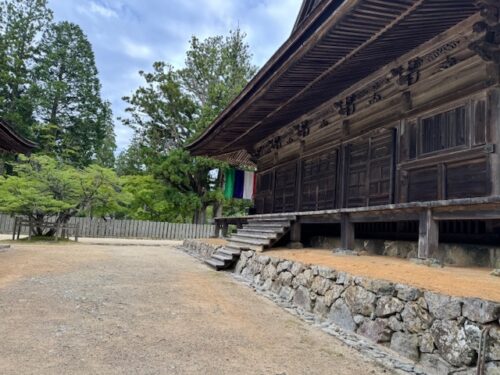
[215,196,500,259]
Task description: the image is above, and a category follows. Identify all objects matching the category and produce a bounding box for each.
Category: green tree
[31,21,116,167]
[121,62,196,168]
[0,0,52,136]
[181,28,257,134]
[115,137,147,176]
[121,29,256,223]
[0,155,123,236]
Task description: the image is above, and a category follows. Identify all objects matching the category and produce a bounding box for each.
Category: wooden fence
[0,214,214,240]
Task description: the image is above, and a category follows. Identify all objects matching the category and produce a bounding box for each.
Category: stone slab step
[205,258,226,270]
[227,241,264,252]
[239,227,285,234]
[235,230,278,240]
[243,224,288,232]
[212,253,233,263]
[230,235,270,246]
[219,247,241,257]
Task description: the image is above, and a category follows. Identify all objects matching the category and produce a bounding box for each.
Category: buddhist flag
[234,169,245,199]
[243,171,255,200]
[224,168,256,200]
[224,168,235,199]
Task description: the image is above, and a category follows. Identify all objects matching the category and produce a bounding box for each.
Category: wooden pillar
[213,220,221,238]
[221,221,229,238]
[418,209,439,259]
[236,220,243,230]
[340,213,355,251]
[488,87,500,195]
[289,219,303,249]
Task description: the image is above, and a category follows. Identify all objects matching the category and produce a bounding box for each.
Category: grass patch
[14,236,76,243]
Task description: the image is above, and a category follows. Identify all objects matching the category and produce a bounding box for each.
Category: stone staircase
[205,216,295,271]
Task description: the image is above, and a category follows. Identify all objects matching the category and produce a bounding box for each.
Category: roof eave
[186,0,348,154]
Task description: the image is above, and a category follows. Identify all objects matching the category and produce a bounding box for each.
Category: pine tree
[0,0,52,136]
[32,21,116,167]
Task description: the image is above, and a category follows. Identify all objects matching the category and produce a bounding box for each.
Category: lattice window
[420,106,466,155]
[300,150,337,211]
[274,163,297,213]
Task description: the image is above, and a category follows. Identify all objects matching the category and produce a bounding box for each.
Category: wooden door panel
[300,150,337,211]
[274,163,297,213]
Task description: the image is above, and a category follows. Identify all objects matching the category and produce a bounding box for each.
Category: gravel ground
[0,242,393,375]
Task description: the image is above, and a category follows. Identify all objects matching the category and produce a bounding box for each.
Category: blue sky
[47,0,303,153]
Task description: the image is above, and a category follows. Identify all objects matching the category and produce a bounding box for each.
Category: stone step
[212,252,234,263]
[243,224,288,232]
[204,258,226,270]
[219,247,242,257]
[235,230,278,240]
[227,240,264,252]
[238,227,285,234]
[229,235,270,246]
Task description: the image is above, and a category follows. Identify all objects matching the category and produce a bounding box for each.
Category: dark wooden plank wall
[253,23,497,215]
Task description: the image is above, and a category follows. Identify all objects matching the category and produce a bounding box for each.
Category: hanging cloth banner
[224,168,235,199]
[233,169,245,199]
[243,171,255,200]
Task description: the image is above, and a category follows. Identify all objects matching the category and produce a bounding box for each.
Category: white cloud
[49,0,303,152]
[76,1,118,19]
[89,2,118,18]
[121,38,154,60]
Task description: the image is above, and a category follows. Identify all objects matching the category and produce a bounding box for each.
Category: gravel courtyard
[0,241,393,375]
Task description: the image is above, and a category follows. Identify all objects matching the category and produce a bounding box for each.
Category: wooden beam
[418,209,439,259]
[219,0,426,153]
[340,214,355,251]
[350,212,420,223]
[289,219,303,249]
[433,210,500,221]
[300,215,341,224]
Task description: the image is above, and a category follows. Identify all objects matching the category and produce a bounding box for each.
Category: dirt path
[0,243,392,375]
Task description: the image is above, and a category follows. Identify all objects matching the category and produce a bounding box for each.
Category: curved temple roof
[0,119,37,155]
[187,0,479,166]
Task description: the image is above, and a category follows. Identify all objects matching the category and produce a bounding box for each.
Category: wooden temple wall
[253,16,500,218]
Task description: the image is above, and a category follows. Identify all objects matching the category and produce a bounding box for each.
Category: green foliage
[119,174,201,223]
[0,3,115,167]
[32,21,116,167]
[121,29,257,223]
[115,137,147,176]
[181,28,257,135]
[0,0,53,136]
[0,155,123,235]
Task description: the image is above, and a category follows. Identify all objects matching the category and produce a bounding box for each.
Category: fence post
[17,219,22,240]
[28,217,33,240]
[12,217,17,241]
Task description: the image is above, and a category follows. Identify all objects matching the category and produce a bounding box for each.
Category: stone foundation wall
[235,251,500,375]
[181,239,221,260]
[309,236,500,268]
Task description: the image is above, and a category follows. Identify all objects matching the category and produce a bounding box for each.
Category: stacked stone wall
[181,239,220,260]
[235,251,500,375]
